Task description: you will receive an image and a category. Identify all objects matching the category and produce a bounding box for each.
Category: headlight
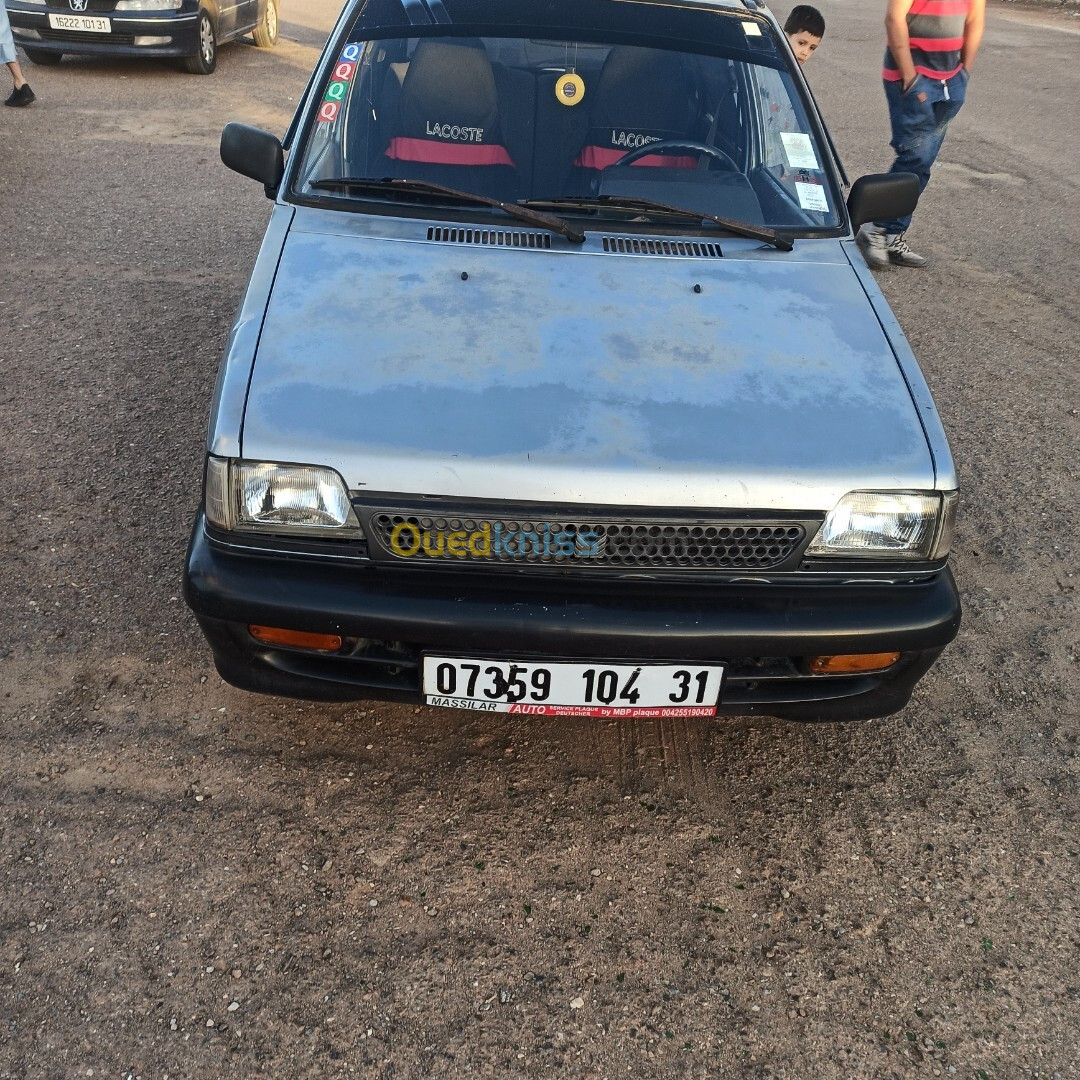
[806,491,956,560]
[115,0,182,10]
[204,457,365,537]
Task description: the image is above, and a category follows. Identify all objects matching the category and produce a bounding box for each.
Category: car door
[213,0,242,39]
[232,0,260,35]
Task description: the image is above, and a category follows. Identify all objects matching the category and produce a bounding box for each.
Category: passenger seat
[379,40,518,199]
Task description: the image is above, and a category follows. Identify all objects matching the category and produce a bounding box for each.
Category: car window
[293,24,840,231]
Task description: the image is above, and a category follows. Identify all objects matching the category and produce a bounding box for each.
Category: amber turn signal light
[249,625,343,652]
[809,652,901,674]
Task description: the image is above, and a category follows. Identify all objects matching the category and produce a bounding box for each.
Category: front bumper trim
[184,519,961,720]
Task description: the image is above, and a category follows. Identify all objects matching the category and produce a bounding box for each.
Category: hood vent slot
[427,226,552,249]
[602,236,723,257]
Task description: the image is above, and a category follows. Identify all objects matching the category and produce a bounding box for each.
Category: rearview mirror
[220,122,284,196]
[847,173,920,229]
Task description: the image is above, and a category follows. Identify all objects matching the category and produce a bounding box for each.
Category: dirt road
[1,2,1077,1076]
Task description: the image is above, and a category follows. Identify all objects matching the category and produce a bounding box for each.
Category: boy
[784,5,825,66]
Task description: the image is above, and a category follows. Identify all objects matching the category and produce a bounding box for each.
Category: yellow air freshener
[556,73,585,106]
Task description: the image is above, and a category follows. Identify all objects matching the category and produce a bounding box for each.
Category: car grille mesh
[40,30,135,44]
[44,0,116,9]
[370,513,804,570]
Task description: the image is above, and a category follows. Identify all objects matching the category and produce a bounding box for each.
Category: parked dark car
[5,0,278,74]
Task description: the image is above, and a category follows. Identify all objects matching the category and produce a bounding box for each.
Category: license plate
[422,656,724,718]
[48,14,112,32]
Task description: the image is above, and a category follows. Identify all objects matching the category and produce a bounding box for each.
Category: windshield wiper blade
[308,178,586,245]
[522,195,793,251]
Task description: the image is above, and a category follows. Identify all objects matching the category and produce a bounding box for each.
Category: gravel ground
[0,1,1077,1077]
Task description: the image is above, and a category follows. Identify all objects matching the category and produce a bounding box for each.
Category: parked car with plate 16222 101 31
[183,0,961,722]
[5,0,278,75]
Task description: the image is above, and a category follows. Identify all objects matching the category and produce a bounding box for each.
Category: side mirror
[847,173,920,229]
[220,122,284,195]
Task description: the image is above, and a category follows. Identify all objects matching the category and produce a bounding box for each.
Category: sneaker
[885,231,928,268]
[4,84,36,108]
[855,224,890,270]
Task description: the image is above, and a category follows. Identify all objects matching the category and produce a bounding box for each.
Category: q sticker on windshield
[741,21,762,35]
[780,132,819,171]
[796,181,829,212]
[318,45,361,122]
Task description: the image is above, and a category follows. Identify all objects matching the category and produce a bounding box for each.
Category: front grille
[46,0,118,10]
[40,29,135,44]
[427,227,552,249]
[368,512,806,571]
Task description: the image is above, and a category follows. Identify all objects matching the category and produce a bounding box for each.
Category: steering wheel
[612,139,739,171]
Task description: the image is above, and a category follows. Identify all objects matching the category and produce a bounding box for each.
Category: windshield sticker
[741,21,762,36]
[333,60,357,83]
[318,48,360,122]
[796,181,829,212]
[780,132,819,170]
[556,72,585,107]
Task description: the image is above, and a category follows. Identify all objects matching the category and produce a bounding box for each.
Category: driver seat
[573,47,699,178]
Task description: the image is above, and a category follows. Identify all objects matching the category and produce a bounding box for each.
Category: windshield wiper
[522,195,793,252]
[308,178,586,245]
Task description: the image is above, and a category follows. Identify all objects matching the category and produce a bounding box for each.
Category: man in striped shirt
[856,0,986,268]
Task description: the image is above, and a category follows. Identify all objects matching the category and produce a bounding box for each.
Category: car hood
[241,213,936,511]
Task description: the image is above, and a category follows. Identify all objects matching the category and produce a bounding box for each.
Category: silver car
[183,0,961,722]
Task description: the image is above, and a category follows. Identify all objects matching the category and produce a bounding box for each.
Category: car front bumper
[184,518,962,721]
[8,9,200,59]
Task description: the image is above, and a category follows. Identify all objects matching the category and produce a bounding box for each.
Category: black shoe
[4,84,36,108]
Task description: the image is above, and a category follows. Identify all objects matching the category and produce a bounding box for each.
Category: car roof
[346,0,769,11]
[341,0,786,51]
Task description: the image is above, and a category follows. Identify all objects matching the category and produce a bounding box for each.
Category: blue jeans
[0,2,18,65]
[875,68,968,233]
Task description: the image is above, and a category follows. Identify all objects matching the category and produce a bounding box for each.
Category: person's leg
[0,0,17,81]
[858,73,965,266]
[7,59,28,89]
[1,3,33,105]
[876,77,943,233]
[4,60,35,107]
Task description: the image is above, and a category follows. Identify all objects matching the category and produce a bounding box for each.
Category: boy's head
[784,5,825,65]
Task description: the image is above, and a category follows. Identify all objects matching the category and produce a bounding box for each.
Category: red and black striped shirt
[883,0,971,81]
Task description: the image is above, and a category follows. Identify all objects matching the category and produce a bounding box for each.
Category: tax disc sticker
[796,181,829,212]
[556,73,585,106]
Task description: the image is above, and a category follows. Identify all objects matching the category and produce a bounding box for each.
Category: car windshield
[293,0,841,232]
